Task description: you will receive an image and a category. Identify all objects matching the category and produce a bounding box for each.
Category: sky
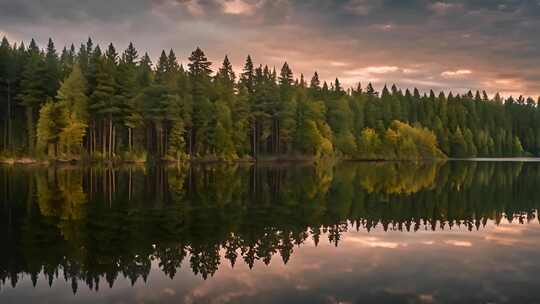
[1,0,539,97]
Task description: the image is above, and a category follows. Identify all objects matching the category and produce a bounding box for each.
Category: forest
[0,37,539,162]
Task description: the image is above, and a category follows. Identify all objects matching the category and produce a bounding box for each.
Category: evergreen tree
[18,39,46,153]
[90,56,118,157]
[4,36,540,161]
[44,38,61,98]
[188,47,213,154]
[451,127,468,158]
[240,55,255,95]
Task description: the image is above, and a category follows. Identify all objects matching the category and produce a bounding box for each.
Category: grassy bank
[0,153,451,166]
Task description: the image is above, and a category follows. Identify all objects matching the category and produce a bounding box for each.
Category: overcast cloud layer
[1,0,539,97]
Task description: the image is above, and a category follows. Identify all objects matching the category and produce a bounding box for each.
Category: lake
[1,161,540,303]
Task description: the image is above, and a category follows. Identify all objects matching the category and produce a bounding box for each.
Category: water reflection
[0,161,539,302]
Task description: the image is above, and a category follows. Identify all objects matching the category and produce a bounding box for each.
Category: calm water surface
[1,161,540,303]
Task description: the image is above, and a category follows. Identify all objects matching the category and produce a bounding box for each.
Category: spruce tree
[188,47,213,154]
[18,39,46,153]
[44,38,61,98]
[240,55,255,95]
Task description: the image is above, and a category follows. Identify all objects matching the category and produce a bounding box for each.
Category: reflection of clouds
[11,220,540,303]
[418,293,435,303]
[324,295,352,304]
[483,224,538,246]
[344,235,408,249]
[162,287,176,296]
[183,272,259,304]
[444,240,473,247]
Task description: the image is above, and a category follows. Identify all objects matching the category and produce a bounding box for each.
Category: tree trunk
[159,127,163,157]
[252,120,257,159]
[164,127,168,157]
[91,120,96,154]
[128,168,132,201]
[109,117,113,158]
[277,120,280,154]
[3,114,6,150]
[25,107,35,154]
[102,120,107,157]
[6,81,11,151]
[189,129,193,156]
[112,124,116,156]
[128,127,132,152]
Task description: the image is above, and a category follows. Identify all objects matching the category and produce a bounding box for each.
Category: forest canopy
[1,37,538,161]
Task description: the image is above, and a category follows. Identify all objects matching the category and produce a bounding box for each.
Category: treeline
[1,162,540,289]
[0,37,539,161]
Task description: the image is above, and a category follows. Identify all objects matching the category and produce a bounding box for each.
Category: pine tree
[240,55,255,95]
[231,86,251,156]
[212,100,236,158]
[215,55,236,103]
[276,62,296,153]
[188,47,213,154]
[90,56,118,157]
[117,43,139,151]
[309,71,321,99]
[18,39,47,153]
[155,50,169,84]
[0,36,14,151]
[123,42,138,65]
[60,44,76,79]
[137,52,153,87]
[5,36,540,160]
[451,127,468,157]
[44,38,61,98]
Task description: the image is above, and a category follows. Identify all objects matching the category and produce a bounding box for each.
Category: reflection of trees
[355,162,441,194]
[1,161,540,292]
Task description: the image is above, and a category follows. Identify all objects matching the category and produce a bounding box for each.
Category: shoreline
[3,156,540,166]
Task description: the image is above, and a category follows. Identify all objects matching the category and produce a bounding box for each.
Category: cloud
[345,66,400,76]
[1,0,539,97]
[364,66,400,74]
[343,0,378,16]
[330,61,349,67]
[183,0,205,16]
[441,69,472,78]
[430,2,463,14]
[222,0,256,15]
[373,23,394,31]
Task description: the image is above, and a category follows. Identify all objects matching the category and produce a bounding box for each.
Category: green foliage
[36,100,63,156]
[57,64,88,121]
[59,117,87,156]
[357,121,445,160]
[357,128,381,159]
[168,120,187,160]
[57,64,89,157]
[3,36,540,161]
[212,100,237,159]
